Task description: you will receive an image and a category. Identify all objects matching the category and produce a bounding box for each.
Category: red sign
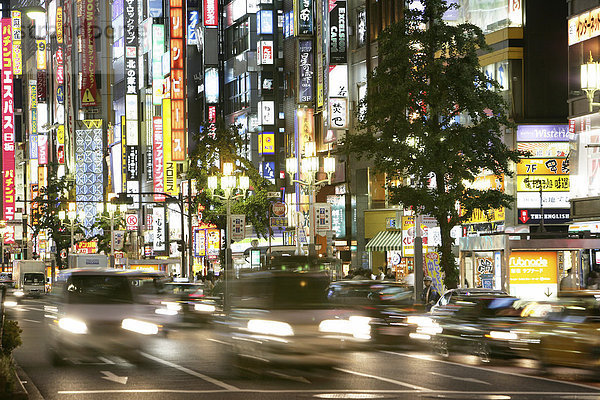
[3,226,15,244]
[519,209,530,224]
[203,0,218,26]
[38,134,48,165]
[2,19,15,221]
[170,2,186,161]
[152,117,165,201]
[272,202,286,217]
[208,105,216,137]
[75,240,97,254]
[127,214,138,231]
[80,0,98,106]
[57,144,65,164]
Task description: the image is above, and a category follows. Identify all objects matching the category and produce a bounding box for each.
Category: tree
[343,0,523,288]
[187,119,275,240]
[31,171,83,269]
[88,211,125,256]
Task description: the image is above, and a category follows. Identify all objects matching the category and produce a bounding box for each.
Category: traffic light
[177,240,185,253]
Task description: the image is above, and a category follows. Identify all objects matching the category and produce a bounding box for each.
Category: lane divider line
[334,367,431,391]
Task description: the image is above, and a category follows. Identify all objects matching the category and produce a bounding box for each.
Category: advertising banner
[153,206,166,251]
[36,40,46,70]
[509,251,557,285]
[153,117,165,201]
[162,99,178,196]
[258,132,275,154]
[38,134,48,165]
[258,101,275,125]
[298,40,313,103]
[75,127,103,231]
[170,0,186,161]
[29,81,37,134]
[11,11,21,76]
[569,7,600,45]
[37,70,47,103]
[124,0,138,145]
[463,207,505,224]
[81,0,98,106]
[56,7,63,43]
[516,192,571,209]
[329,64,348,97]
[518,209,571,225]
[206,228,220,259]
[204,0,218,26]
[126,146,139,180]
[55,48,64,85]
[516,158,569,175]
[475,256,494,288]
[516,125,569,142]
[194,228,206,256]
[313,203,332,236]
[329,0,347,64]
[258,41,273,65]
[425,252,444,294]
[294,0,313,34]
[517,142,569,158]
[516,175,570,192]
[2,19,15,221]
[329,97,347,129]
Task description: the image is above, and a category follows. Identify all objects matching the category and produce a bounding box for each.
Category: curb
[15,364,44,400]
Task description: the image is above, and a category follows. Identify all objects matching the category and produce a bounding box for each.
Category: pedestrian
[377,267,385,280]
[384,268,395,281]
[421,276,440,311]
[560,268,577,290]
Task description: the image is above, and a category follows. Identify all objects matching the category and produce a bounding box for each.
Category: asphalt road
[10,299,600,400]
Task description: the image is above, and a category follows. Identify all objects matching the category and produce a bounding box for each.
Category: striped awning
[365,230,403,252]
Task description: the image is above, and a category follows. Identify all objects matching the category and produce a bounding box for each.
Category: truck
[13,260,46,298]
[67,254,109,269]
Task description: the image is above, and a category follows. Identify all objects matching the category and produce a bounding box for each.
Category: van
[45,268,166,365]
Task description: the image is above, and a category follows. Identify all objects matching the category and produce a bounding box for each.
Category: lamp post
[285,141,335,256]
[207,162,250,310]
[58,203,79,254]
[581,53,600,112]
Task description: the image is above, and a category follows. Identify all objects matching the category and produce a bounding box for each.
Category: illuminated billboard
[2,19,15,220]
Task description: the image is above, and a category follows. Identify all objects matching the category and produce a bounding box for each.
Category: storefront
[460,234,600,300]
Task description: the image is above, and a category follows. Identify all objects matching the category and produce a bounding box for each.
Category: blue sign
[516,125,570,142]
[56,84,64,104]
[188,11,199,45]
[261,162,275,180]
[30,134,38,159]
[148,0,163,17]
[258,10,273,34]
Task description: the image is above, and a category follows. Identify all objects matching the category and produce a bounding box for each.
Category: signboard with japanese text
[313,203,332,236]
[56,7,63,43]
[194,229,206,256]
[38,134,48,165]
[518,209,571,225]
[258,132,275,154]
[464,207,505,224]
[153,207,166,251]
[162,99,178,196]
[294,0,313,34]
[329,0,346,64]
[36,40,46,70]
[170,0,186,161]
[81,0,98,106]
[329,97,347,129]
[516,192,570,209]
[298,40,313,103]
[126,146,139,180]
[258,101,275,125]
[517,142,569,158]
[516,158,569,175]
[425,252,444,294]
[75,128,103,232]
[329,64,348,97]
[516,175,570,192]
[55,48,64,85]
[206,228,220,259]
[204,0,218,26]
[2,19,15,220]
[509,251,557,299]
[188,10,199,45]
[124,0,138,145]
[569,6,600,45]
[153,117,165,201]
[475,256,494,288]
[258,41,274,65]
[11,11,21,76]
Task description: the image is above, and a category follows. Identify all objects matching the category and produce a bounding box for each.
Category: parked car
[45,268,166,365]
[327,280,417,345]
[218,270,371,374]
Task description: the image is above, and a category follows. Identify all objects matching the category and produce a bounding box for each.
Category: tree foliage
[88,211,126,255]
[187,119,275,239]
[343,0,524,288]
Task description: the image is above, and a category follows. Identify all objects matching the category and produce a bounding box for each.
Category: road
[10,299,600,400]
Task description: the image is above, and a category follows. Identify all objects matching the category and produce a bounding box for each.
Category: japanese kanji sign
[2,19,15,220]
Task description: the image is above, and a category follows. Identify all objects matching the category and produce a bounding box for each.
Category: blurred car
[416,296,526,362]
[327,280,417,345]
[521,293,600,371]
[45,268,165,365]
[430,288,510,315]
[162,282,219,323]
[219,270,371,373]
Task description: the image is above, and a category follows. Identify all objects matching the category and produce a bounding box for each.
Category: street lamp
[206,162,250,310]
[581,53,600,112]
[285,141,335,255]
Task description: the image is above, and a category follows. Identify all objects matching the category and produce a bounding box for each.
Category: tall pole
[70,219,74,253]
[414,213,424,305]
[110,212,114,267]
[308,182,316,256]
[179,193,186,279]
[187,178,193,279]
[225,196,231,311]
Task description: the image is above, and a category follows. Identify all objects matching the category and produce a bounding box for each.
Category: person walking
[421,276,440,311]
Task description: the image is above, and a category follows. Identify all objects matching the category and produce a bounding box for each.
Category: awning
[365,230,403,252]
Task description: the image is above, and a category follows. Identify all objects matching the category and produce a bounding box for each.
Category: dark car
[162,282,218,323]
[430,288,509,315]
[427,296,526,363]
[218,270,371,374]
[327,280,417,345]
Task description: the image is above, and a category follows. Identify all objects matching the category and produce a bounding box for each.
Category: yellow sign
[464,207,505,224]
[516,158,569,175]
[516,175,570,192]
[569,6,600,45]
[56,125,64,144]
[469,174,504,191]
[56,7,63,44]
[11,11,21,76]
[36,40,46,70]
[509,251,557,285]
[259,132,275,154]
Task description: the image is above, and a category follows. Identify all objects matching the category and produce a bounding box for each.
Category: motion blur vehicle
[162,282,218,323]
[219,269,371,373]
[522,293,600,371]
[327,280,417,345]
[45,269,165,365]
[418,296,526,362]
[430,288,510,315]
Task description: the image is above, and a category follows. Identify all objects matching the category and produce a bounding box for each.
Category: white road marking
[381,350,600,391]
[100,371,128,385]
[207,338,228,345]
[56,389,600,395]
[22,319,40,324]
[97,357,115,365]
[334,368,431,391]
[140,352,239,391]
[430,371,490,385]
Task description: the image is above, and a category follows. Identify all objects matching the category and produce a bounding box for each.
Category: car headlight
[3,301,17,308]
[319,316,372,340]
[247,319,294,337]
[13,290,24,298]
[488,330,519,341]
[161,302,182,311]
[58,318,88,334]
[407,316,434,326]
[155,308,178,316]
[121,318,160,335]
[194,303,216,312]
